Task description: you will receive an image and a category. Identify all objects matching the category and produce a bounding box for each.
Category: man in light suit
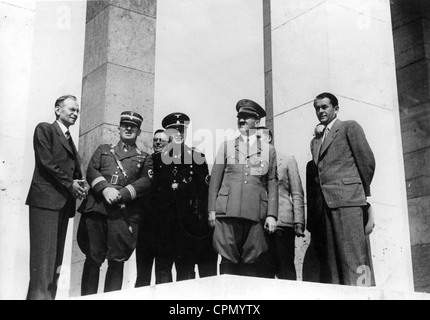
[311,92,376,286]
[257,127,305,280]
[26,95,87,300]
[208,99,278,277]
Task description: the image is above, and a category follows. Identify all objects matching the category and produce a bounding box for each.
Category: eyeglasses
[153,138,168,143]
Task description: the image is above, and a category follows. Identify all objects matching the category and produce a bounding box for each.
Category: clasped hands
[70,179,88,200]
[102,187,122,205]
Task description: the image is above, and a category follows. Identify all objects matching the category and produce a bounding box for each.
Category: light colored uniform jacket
[208,136,278,222]
[277,154,305,228]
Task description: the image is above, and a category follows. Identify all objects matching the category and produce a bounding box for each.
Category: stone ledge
[69,275,430,300]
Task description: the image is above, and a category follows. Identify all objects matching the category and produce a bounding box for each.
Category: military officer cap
[120,111,143,128]
[162,112,190,129]
[236,99,266,119]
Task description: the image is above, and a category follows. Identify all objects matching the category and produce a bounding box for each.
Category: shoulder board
[99,144,113,152]
[191,147,205,157]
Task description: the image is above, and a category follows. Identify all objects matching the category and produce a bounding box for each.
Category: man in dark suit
[26,95,86,300]
[208,99,278,277]
[77,111,153,295]
[311,92,376,286]
[135,129,169,287]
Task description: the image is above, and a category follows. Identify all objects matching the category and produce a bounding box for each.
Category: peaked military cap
[236,99,266,119]
[120,111,143,128]
[162,112,190,129]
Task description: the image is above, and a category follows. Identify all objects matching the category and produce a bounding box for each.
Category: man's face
[153,132,168,152]
[237,114,260,134]
[119,122,141,144]
[314,97,339,126]
[257,129,271,144]
[56,98,80,128]
[166,126,186,145]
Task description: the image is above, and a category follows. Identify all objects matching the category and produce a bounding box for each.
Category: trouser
[135,243,156,287]
[155,255,195,283]
[156,252,218,283]
[27,205,70,301]
[312,204,375,286]
[213,218,268,278]
[77,212,138,295]
[261,227,297,280]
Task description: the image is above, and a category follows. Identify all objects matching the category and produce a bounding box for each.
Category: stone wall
[392,0,430,293]
[70,0,157,297]
[265,0,414,291]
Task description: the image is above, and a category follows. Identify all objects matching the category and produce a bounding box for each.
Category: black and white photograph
[1,0,430,303]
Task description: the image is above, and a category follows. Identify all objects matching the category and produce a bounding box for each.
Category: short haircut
[315,92,339,107]
[55,95,77,108]
[154,129,166,136]
[54,95,77,119]
[256,126,273,140]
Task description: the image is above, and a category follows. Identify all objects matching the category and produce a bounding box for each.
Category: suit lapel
[312,137,322,165]
[319,119,341,158]
[53,121,74,156]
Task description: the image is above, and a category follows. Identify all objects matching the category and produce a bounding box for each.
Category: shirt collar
[56,120,69,136]
[240,133,257,145]
[326,117,339,131]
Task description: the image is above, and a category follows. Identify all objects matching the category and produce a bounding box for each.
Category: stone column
[392,0,430,293]
[266,0,414,291]
[71,0,157,297]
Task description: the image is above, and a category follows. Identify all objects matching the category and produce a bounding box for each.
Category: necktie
[124,144,129,152]
[322,127,329,144]
[65,130,71,140]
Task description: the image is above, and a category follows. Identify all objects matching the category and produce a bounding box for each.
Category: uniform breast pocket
[100,152,112,166]
[132,160,145,175]
[215,187,230,214]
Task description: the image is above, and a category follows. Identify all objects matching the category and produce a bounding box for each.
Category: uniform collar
[240,133,257,145]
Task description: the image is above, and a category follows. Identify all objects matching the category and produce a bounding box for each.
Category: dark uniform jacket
[311,119,375,209]
[26,121,82,217]
[208,136,278,222]
[78,142,152,218]
[148,144,211,260]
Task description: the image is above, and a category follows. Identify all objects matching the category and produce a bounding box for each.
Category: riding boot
[81,258,101,296]
[104,260,124,293]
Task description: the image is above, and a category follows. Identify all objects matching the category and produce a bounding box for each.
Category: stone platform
[71,275,430,300]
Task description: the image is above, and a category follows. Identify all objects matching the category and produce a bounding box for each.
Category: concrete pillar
[267,0,414,291]
[392,0,430,293]
[70,0,157,297]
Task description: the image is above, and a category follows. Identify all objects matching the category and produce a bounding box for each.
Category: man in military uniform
[208,99,278,277]
[150,112,218,283]
[77,111,152,295]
